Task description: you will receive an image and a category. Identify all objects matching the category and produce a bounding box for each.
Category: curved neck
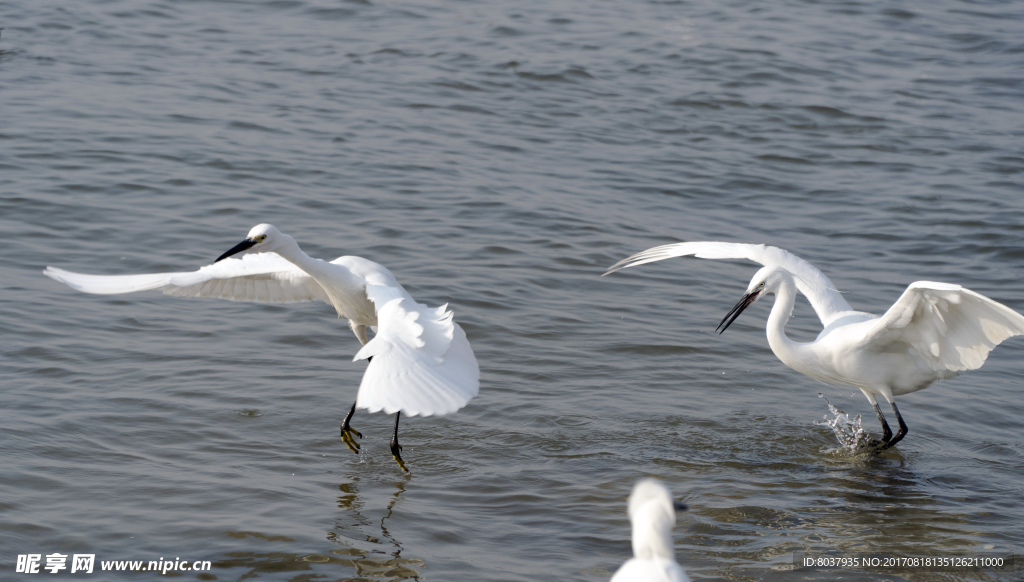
[272,233,355,286]
[269,233,318,271]
[268,234,352,318]
[765,277,803,367]
[632,508,675,560]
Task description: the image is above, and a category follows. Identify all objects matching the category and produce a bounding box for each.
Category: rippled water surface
[3,0,1024,580]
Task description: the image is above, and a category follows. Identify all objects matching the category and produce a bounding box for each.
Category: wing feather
[604,241,853,325]
[862,282,1024,372]
[353,286,479,417]
[44,253,330,304]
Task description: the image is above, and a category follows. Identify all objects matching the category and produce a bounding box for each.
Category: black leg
[340,402,362,454]
[390,412,408,472]
[872,401,893,444]
[878,402,908,450]
[340,356,373,454]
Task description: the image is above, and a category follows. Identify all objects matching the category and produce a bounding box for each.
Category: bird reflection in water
[326,476,423,580]
[212,478,422,580]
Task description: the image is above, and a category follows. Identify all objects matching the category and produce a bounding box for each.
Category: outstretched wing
[604,241,853,326]
[860,281,1024,372]
[351,266,479,418]
[44,253,330,304]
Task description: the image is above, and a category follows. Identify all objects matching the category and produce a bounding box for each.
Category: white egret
[44,224,480,470]
[611,479,690,582]
[605,242,1024,449]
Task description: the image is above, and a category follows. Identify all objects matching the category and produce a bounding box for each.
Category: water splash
[814,393,873,453]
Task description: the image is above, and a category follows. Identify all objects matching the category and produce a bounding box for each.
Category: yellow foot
[391,442,408,472]
[341,427,362,454]
[868,438,897,454]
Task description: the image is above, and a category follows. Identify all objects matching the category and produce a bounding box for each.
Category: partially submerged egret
[44,224,480,470]
[611,479,690,582]
[605,242,1024,450]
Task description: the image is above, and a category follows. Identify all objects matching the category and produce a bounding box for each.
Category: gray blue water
[3,0,1023,580]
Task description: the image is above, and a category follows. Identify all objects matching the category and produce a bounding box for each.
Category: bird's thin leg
[390,412,408,472]
[340,402,362,454]
[872,401,893,444]
[878,402,908,450]
[340,352,373,454]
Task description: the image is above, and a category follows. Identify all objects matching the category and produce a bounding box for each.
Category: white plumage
[45,224,480,469]
[46,252,330,303]
[605,241,1024,449]
[611,479,690,582]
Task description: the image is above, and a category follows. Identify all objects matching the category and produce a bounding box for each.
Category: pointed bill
[216,239,258,263]
[717,289,760,334]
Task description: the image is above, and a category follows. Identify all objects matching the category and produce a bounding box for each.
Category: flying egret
[611,479,690,582]
[604,242,1024,450]
[44,223,480,470]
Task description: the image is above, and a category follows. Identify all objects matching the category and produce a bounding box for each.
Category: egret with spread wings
[45,223,480,470]
[605,242,1024,450]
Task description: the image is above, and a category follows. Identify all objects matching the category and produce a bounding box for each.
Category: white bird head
[717,266,793,334]
[215,224,283,262]
[627,479,686,561]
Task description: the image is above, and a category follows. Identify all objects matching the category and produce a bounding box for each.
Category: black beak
[673,501,688,512]
[215,238,257,263]
[716,289,760,334]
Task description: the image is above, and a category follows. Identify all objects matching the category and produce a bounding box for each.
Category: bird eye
[254,235,267,242]
[758,282,764,287]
